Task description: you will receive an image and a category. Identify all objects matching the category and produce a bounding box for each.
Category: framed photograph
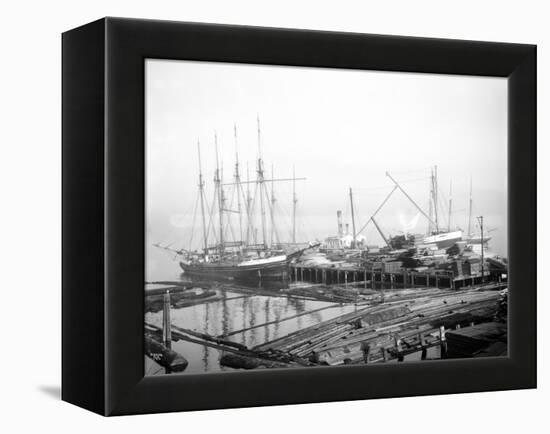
[62,17,536,415]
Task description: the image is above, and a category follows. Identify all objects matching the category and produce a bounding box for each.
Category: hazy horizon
[145,59,507,278]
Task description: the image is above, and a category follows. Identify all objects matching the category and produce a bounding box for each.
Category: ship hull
[179,259,290,285]
[423,230,463,249]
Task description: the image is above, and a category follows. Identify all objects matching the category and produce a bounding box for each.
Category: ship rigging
[156,118,316,285]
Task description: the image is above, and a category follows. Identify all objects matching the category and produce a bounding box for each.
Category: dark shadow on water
[38,385,61,400]
[182,275,289,291]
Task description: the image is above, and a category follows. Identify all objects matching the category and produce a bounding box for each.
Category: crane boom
[386,171,437,228]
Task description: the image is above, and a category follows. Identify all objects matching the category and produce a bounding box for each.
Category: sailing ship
[328,166,492,252]
[159,118,316,286]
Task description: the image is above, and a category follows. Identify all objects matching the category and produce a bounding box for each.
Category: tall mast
[246,161,252,245]
[270,164,276,246]
[433,165,439,232]
[292,165,297,244]
[197,140,208,254]
[349,187,357,249]
[467,176,473,236]
[447,179,453,232]
[477,215,484,281]
[428,168,434,234]
[214,132,224,253]
[257,115,268,248]
[233,124,243,244]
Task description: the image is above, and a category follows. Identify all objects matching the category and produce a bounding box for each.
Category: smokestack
[337,210,343,237]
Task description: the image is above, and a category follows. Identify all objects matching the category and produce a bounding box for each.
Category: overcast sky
[145,59,507,257]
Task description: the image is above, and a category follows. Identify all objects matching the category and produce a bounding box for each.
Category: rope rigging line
[187,190,200,251]
[205,188,219,247]
[263,184,280,245]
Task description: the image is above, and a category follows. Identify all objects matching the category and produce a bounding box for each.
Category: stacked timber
[381,261,403,273]
[255,286,503,366]
[285,284,361,303]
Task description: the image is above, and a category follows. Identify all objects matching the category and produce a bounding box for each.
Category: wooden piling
[162,290,171,348]
[439,325,447,358]
[360,342,370,364]
[418,333,427,360]
[421,347,427,360]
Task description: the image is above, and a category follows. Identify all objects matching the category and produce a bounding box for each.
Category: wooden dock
[290,263,492,290]
[254,285,503,365]
[144,281,506,372]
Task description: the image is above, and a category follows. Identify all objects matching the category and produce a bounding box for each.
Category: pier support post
[394,336,404,362]
[439,326,447,358]
[300,267,303,282]
[162,290,172,349]
[322,270,326,285]
[426,274,430,288]
[345,271,348,287]
[411,273,415,288]
[294,267,297,282]
[390,274,394,289]
[418,333,427,360]
[360,342,370,364]
[364,269,367,289]
[435,274,439,288]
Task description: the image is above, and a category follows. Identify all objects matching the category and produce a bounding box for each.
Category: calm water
[145,249,358,375]
[145,290,359,375]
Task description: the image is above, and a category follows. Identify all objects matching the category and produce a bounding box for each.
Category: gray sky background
[146,59,507,260]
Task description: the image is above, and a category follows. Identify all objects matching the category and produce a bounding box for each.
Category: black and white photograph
[144,59,509,375]
[1,0,542,428]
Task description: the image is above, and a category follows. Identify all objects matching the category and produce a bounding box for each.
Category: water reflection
[145,288,357,375]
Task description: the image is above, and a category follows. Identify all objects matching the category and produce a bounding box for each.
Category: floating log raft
[283,283,362,303]
[220,352,303,370]
[144,335,188,372]
[145,322,309,370]
[254,285,504,366]
[145,288,220,312]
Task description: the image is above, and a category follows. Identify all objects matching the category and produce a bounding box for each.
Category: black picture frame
[62,17,536,416]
